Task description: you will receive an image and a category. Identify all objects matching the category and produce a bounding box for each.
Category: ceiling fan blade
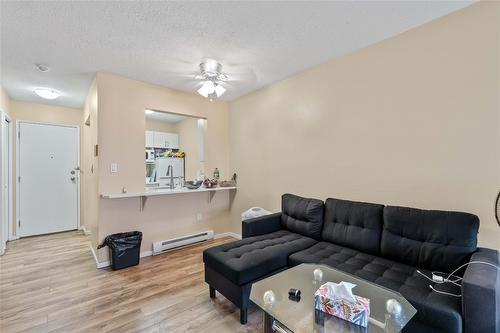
[150,58,257,95]
[221,64,257,84]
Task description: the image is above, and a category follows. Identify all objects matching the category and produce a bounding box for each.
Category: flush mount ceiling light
[196,59,228,100]
[34,88,60,100]
[145,109,155,114]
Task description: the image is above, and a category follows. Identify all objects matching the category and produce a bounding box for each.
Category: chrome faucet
[166,165,174,189]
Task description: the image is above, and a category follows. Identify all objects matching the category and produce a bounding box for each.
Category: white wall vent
[153,230,214,255]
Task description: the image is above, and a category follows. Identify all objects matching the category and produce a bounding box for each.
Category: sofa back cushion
[381,206,479,272]
[281,194,324,239]
[322,198,384,255]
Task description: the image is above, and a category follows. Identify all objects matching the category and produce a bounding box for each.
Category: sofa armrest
[242,212,282,238]
[462,247,500,333]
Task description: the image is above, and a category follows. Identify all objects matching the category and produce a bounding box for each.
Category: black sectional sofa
[203,194,500,333]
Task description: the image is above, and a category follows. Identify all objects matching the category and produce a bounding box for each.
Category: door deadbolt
[70,170,75,175]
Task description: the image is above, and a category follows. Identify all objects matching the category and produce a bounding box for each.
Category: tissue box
[314,282,370,327]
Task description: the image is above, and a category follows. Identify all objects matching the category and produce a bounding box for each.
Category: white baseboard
[214,232,241,240]
[79,226,92,236]
[97,261,110,269]
[89,244,106,268]
[92,233,240,269]
[92,247,153,269]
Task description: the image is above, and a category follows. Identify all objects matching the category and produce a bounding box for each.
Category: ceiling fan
[157,57,256,100]
[195,59,229,100]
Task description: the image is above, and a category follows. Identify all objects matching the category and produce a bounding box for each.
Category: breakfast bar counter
[101,186,237,211]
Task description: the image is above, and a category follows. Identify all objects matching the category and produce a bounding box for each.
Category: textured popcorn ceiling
[0,1,474,108]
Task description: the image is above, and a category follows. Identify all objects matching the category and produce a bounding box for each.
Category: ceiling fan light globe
[197,86,209,98]
[206,81,216,94]
[203,81,215,93]
[197,81,215,97]
[215,84,226,97]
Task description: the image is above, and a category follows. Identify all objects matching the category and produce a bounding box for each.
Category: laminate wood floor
[0,231,263,333]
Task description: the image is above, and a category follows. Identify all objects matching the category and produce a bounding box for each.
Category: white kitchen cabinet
[145,131,155,147]
[165,133,179,149]
[153,131,167,148]
[146,131,179,149]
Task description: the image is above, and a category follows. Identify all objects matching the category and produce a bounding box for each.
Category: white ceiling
[146,110,189,124]
[1,1,474,109]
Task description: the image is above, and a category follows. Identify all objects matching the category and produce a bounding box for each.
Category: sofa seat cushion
[203,230,316,286]
[289,242,463,333]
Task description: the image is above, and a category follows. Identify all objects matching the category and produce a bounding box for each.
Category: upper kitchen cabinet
[153,131,166,148]
[165,132,179,149]
[145,131,154,148]
[146,130,179,149]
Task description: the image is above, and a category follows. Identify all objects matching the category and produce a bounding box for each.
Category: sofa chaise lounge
[203,194,499,333]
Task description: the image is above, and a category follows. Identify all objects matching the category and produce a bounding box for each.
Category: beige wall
[229,2,500,250]
[176,117,204,180]
[0,87,10,114]
[96,72,232,261]
[11,100,82,125]
[9,100,83,236]
[81,79,99,248]
[145,118,177,133]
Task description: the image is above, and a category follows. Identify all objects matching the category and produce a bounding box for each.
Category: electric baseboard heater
[152,230,214,255]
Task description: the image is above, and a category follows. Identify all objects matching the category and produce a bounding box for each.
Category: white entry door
[18,122,79,237]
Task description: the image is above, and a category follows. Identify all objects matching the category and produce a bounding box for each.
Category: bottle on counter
[213,168,220,180]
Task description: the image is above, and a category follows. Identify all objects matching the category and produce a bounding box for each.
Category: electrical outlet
[196,213,203,222]
[111,163,118,173]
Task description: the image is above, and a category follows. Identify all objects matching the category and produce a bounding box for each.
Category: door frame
[5,113,14,241]
[0,110,13,252]
[16,120,81,237]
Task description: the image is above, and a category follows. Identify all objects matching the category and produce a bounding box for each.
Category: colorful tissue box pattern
[314,283,370,327]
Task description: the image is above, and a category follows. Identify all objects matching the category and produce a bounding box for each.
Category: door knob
[70,177,76,181]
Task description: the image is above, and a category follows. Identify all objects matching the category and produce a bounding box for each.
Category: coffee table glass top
[250,264,417,333]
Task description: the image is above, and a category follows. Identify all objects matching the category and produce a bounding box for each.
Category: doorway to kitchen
[17,121,80,237]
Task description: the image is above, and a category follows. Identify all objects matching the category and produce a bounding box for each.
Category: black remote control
[288,288,301,301]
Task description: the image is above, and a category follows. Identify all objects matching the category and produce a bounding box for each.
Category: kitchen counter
[101,186,236,199]
[101,186,236,211]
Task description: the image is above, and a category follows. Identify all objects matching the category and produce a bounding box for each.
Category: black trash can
[97,231,142,270]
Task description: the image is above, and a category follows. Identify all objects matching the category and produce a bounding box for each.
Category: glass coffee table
[250,264,416,333]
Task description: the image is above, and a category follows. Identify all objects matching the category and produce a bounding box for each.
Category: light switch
[111,163,118,173]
